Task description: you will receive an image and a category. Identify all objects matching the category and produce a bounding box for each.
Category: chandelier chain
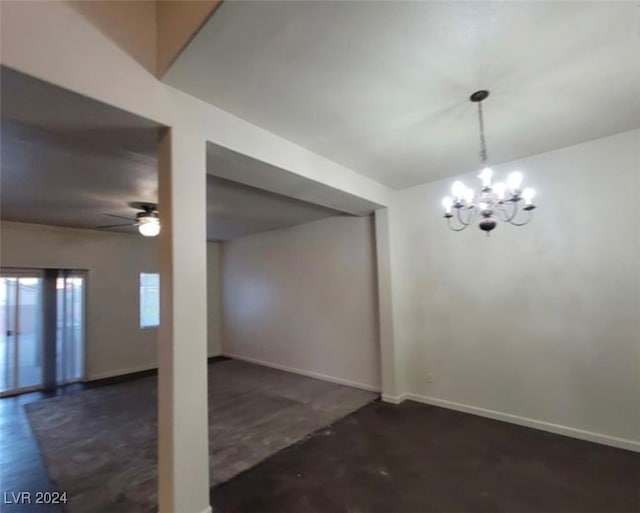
[478,101,488,164]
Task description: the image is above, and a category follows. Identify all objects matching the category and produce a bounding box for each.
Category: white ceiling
[0,68,348,241]
[164,1,640,189]
[0,116,344,241]
[206,141,381,216]
[206,175,343,240]
[0,116,159,233]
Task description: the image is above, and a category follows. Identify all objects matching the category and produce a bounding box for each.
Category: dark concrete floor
[0,372,161,513]
[24,360,375,513]
[3,374,639,513]
[0,357,226,513]
[0,388,81,513]
[210,400,640,513]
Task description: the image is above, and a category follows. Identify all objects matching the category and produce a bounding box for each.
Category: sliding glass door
[0,269,86,395]
[56,273,85,384]
[0,271,44,396]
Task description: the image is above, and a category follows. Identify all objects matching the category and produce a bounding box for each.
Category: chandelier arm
[447,216,470,232]
[502,200,521,223]
[496,203,510,222]
[455,207,469,226]
[456,206,476,226]
[508,210,533,227]
[469,207,479,225]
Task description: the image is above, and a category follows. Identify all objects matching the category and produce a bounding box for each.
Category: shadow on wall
[69,1,157,76]
[70,0,223,78]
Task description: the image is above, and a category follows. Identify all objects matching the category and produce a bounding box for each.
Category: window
[139,273,160,328]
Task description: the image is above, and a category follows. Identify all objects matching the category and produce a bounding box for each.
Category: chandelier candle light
[442,90,537,234]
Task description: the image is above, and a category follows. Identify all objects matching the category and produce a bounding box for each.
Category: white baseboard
[159,506,211,513]
[381,393,407,404]
[404,392,640,453]
[86,363,158,382]
[86,354,221,382]
[223,353,381,393]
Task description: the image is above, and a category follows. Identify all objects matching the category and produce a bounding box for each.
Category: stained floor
[10,359,376,513]
[0,388,77,513]
[3,367,639,513]
[211,400,640,513]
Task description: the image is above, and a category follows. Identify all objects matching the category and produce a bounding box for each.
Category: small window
[140,272,160,328]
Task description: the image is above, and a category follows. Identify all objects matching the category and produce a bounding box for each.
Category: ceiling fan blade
[102,213,137,222]
[95,223,136,230]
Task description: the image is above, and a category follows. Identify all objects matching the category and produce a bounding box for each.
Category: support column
[374,208,400,402]
[157,127,211,513]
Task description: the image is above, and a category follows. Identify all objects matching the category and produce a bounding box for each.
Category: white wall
[0,221,222,379]
[221,215,381,391]
[388,129,640,450]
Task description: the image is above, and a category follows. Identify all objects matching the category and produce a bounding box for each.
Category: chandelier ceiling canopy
[442,90,537,234]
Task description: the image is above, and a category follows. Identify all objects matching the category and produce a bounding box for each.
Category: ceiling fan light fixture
[138,216,160,237]
[96,202,160,236]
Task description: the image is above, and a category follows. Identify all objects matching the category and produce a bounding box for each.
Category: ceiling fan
[96,202,160,237]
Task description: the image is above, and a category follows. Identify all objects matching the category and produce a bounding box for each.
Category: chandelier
[441,90,537,233]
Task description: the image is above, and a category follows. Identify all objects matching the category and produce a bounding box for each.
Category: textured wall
[388,129,640,448]
[221,215,380,390]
